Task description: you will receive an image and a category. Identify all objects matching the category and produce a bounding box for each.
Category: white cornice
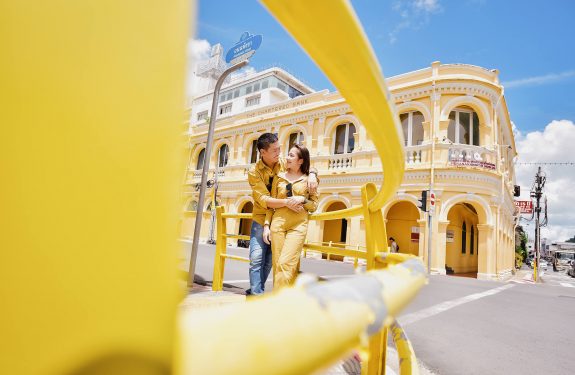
[190,103,351,141]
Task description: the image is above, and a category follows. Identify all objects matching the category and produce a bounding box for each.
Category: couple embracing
[246,133,319,296]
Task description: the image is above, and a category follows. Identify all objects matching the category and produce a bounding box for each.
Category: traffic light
[418,190,428,212]
[514,185,520,197]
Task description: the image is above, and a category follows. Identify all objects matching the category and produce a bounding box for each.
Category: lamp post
[188,60,248,288]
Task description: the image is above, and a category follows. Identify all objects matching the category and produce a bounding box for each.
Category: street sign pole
[427,191,435,274]
[188,60,248,288]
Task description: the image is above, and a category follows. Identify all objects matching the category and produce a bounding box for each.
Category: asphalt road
[183,242,575,375]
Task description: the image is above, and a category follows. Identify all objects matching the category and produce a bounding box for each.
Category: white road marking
[222,279,250,283]
[560,282,575,288]
[398,284,515,326]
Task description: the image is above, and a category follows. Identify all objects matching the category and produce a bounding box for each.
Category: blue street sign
[225,32,262,64]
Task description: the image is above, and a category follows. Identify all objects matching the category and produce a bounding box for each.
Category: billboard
[514,200,533,214]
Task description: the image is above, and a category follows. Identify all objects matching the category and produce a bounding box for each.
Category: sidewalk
[509,267,548,284]
[180,283,245,311]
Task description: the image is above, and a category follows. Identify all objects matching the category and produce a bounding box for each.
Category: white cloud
[414,0,441,12]
[502,70,575,89]
[515,120,575,242]
[186,39,213,98]
[389,0,442,44]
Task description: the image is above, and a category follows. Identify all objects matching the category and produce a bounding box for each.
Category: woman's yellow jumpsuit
[265,173,318,289]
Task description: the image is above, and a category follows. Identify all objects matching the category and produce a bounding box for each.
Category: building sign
[225,32,263,65]
[411,226,420,242]
[449,160,496,170]
[514,200,533,214]
[245,98,309,118]
[446,230,454,243]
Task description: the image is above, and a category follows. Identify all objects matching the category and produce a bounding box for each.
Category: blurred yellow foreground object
[0,1,191,374]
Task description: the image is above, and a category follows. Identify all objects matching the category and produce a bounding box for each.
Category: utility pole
[530,167,545,282]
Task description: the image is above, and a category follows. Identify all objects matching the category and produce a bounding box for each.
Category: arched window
[287,131,304,154]
[333,123,356,154]
[186,200,198,212]
[462,222,467,254]
[218,144,229,168]
[400,111,424,146]
[196,148,206,170]
[248,139,259,164]
[448,108,480,146]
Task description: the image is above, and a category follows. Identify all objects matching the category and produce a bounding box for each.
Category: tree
[566,235,575,243]
[515,225,528,265]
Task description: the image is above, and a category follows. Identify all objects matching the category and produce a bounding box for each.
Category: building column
[422,121,432,143]
[349,216,362,250]
[357,126,367,151]
[438,119,450,141]
[477,224,496,280]
[417,218,427,258]
[434,220,449,274]
[315,117,326,155]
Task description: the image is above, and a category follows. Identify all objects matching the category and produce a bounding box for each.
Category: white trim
[440,95,491,129]
[439,193,494,226]
[383,194,424,220]
[396,101,432,123]
[324,113,361,139]
[317,195,352,212]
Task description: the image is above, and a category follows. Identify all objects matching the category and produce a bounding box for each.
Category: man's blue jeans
[248,221,272,295]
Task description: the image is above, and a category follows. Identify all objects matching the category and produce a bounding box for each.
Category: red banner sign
[449,160,496,170]
[514,200,533,214]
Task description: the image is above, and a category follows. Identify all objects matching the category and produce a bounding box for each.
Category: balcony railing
[327,154,354,170]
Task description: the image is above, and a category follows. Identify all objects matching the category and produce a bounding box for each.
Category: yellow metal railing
[185,258,426,375]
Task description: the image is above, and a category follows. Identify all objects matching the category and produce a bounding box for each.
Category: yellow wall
[386,202,420,256]
[446,204,479,273]
[322,202,348,245]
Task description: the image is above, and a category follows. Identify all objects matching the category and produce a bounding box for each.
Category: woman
[262,144,318,289]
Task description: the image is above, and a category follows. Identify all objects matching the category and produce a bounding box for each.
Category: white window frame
[245,95,261,107]
[286,131,304,154]
[248,139,259,164]
[450,108,478,146]
[217,144,229,167]
[332,123,356,154]
[219,103,232,115]
[197,110,208,122]
[195,148,206,170]
[401,111,424,146]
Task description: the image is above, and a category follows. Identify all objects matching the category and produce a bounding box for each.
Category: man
[246,133,318,295]
[389,237,398,253]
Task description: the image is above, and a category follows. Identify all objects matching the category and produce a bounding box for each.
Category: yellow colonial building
[183,52,518,280]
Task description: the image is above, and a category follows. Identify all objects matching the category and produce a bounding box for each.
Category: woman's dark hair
[257,132,278,152]
[291,143,310,175]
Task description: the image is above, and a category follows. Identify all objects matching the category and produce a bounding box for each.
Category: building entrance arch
[322,201,348,261]
[445,203,480,277]
[385,201,420,256]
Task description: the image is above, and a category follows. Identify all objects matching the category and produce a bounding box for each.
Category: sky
[190,0,575,242]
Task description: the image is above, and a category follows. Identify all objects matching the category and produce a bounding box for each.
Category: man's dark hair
[291,143,310,175]
[389,237,395,241]
[257,133,278,152]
